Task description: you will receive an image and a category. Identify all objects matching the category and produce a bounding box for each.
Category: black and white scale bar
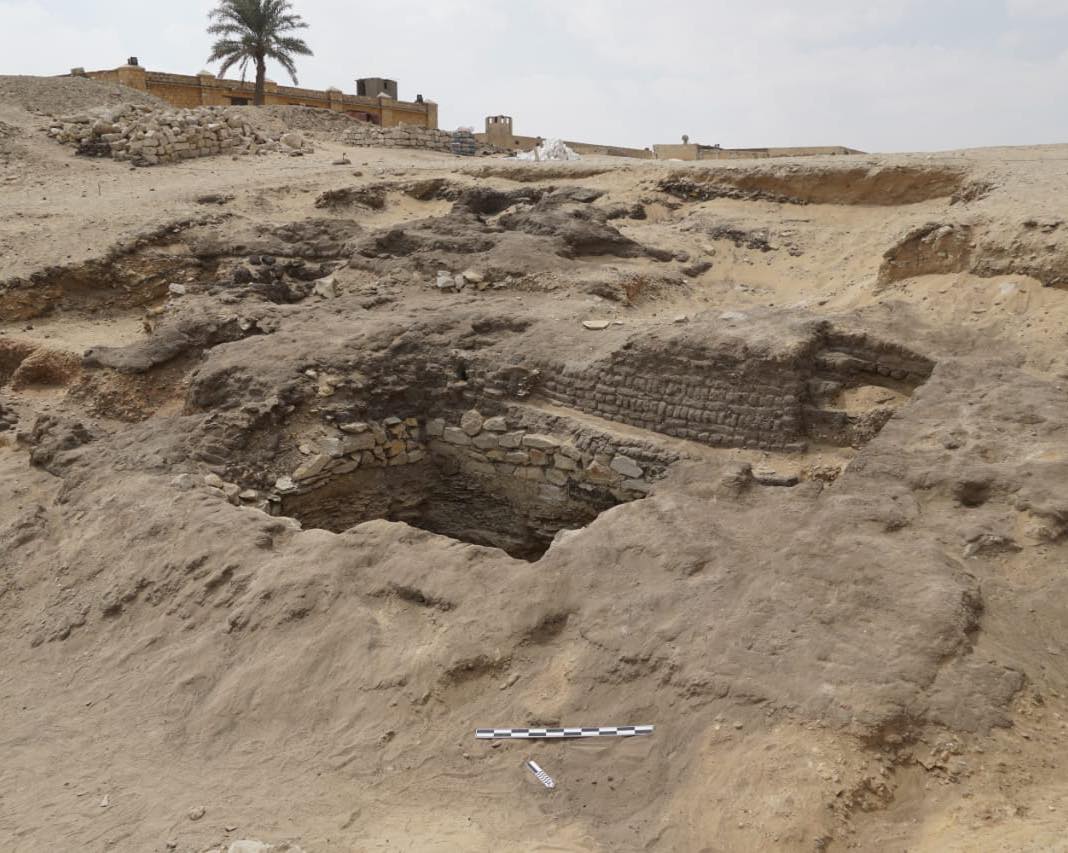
[476,725,654,740]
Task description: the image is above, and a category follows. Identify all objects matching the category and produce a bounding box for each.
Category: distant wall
[475,129,652,160]
[79,64,438,129]
[476,115,857,162]
[342,124,477,156]
[653,143,863,161]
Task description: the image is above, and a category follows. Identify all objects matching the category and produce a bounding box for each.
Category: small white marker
[526,760,556,789]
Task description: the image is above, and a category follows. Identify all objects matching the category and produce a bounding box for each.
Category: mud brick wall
[535,351,809,452]
[462,331,935,453]
[819,332,934,383]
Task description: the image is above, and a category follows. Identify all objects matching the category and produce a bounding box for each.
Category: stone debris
[436,270,466,291]
[45,103,313,166]
[311,276,338,299]
[582,320,612,331]
[228,842,270,853]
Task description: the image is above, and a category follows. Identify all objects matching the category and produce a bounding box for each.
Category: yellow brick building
[76,61,437,129]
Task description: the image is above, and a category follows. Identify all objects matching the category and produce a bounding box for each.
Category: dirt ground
[3,78,1068,853]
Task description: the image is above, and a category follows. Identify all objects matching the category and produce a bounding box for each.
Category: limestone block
[522,434,561,450]
[483,416,508,432]
[472,433,499,450]
[611,455,643,479]
[498,432,524,449]
[340,422,369,434]
[554,455,578,471]
[294,454,331,481]
[505,451,529,465]
[443,427,472,446]
[546,468,569,486]
[622,478,652,494]
[426,418,446,438]
[528,449,549,466]
[461,410,484,436]
[341,432,376,453]
[515,466,545,482]
[585,460,621,484]
[319,436,345,458]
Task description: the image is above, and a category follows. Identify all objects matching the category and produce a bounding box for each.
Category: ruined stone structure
[46,103,314,166]
[270,410,661,561]
[75,62,437,129]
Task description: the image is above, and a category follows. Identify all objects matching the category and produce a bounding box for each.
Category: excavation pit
[278,448,633,562]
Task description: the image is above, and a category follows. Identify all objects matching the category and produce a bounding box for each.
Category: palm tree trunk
[254,56,266,106]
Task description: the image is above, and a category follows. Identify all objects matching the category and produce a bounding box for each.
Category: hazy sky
[2,0,1066,152]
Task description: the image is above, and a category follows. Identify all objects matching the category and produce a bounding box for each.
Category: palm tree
[207,0,313,106]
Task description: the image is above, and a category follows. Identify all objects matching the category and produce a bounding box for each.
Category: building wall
[80,65,437,129]
[653,143,862,161]
[478,117,857,162]
[476,126,653,160]
[698,145,862,160]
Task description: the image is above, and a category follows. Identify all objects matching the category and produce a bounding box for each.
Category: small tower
[485,115,514,148]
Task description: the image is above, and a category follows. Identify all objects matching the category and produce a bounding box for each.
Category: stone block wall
[271,410,658,504]
[267,409,660,558]
[274,416,426,497]
[342,124,474,155]
[425,410,655,502]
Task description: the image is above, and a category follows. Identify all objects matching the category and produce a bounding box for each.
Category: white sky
[2,0,1067,152]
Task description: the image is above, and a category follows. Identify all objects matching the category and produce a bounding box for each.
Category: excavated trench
[278,450,622,562]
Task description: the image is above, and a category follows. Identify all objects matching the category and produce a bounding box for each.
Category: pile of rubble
[45,103,313,165]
